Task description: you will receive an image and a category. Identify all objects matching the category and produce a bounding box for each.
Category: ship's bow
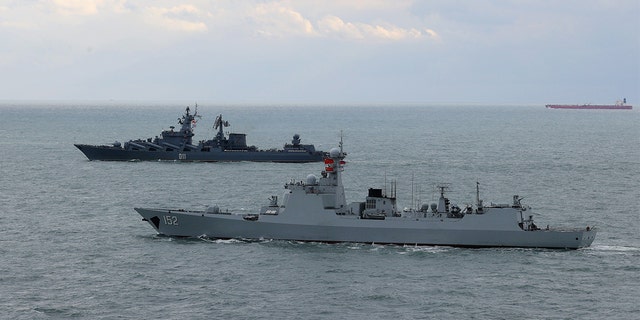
[135,208,163,232]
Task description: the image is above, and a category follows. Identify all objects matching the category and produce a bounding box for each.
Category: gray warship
[135,141,596,249]
[75,106,324,162]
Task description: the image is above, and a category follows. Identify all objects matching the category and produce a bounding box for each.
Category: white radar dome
[306,174,318,185]
[329,148,341,158]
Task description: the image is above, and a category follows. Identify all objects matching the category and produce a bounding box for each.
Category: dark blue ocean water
[1,102,638,319]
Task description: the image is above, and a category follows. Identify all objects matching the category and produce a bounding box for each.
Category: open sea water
[1,102,638,319]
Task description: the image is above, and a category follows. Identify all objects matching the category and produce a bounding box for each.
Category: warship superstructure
[135,142,596,249]
[75,106,324,162]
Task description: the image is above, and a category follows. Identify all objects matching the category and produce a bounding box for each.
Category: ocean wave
[590,245,640,252]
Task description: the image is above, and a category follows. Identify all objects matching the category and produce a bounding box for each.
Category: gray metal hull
[75,144,323,162]
[134,208,596,249]
[133,144,597,249]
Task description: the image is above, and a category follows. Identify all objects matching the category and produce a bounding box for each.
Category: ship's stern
[576,227,597,248]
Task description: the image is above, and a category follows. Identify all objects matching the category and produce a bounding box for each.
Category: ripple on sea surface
[1,104,639,319]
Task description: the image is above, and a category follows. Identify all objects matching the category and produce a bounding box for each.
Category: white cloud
[317,15,363,39]
[424,29,440,40]
[1,1,433,40]
[0,21,34,29]
[52,0,104,15]
[249,3,317,37]
[144,4,209,32]
[317,15,425,40]
[245,2,433,41]
[363,23,423,40]
[2,0,635,103]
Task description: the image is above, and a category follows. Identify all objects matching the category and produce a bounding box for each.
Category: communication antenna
[384,170,387,198]
[476,181,484,212]
[411,173,414,210]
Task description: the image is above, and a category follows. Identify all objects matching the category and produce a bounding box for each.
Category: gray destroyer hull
[75,144,323,162]
[134,208,596,249]
[134,144,597,249]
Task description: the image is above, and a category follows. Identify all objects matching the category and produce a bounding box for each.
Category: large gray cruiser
[75,106,324,162]
[135,142,596,249]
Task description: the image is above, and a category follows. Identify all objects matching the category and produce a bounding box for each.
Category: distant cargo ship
[546,98,632,110]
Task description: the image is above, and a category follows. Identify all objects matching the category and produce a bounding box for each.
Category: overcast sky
[1,0,638,105]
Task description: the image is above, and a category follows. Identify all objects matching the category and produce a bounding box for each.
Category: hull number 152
[163,215,179,226]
